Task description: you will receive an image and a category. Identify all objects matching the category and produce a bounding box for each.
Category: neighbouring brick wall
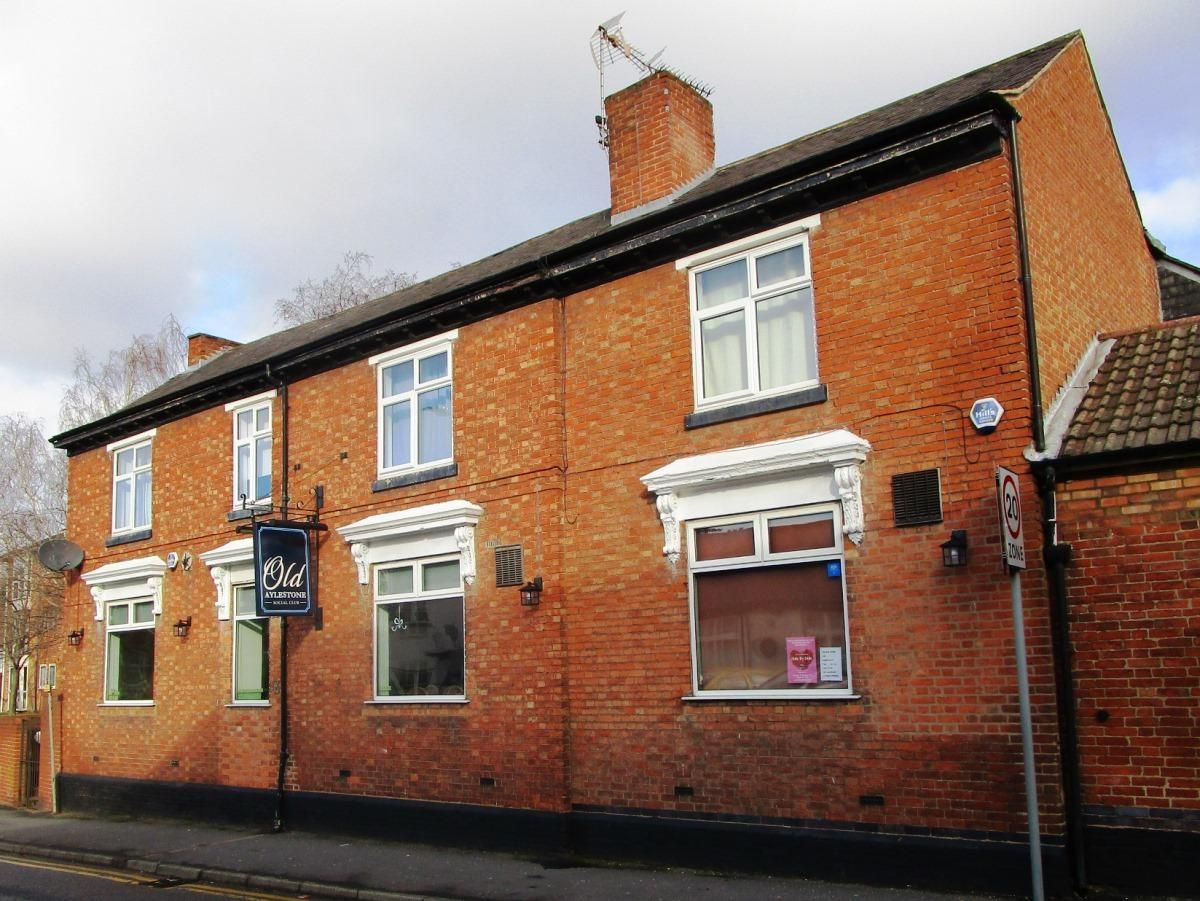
[1013,37,1161,409]
[0,716,24,806]
[561,153,1064,836]
[0,715,40,808]
[1055,466,1200,824]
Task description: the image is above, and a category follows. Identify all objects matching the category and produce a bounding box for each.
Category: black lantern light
[940,530,969,567]
[519,576,543,607]
[67,629,84,646]
[172,615,193,638]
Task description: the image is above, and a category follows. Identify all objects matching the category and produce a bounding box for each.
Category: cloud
[1139,176,1200,233]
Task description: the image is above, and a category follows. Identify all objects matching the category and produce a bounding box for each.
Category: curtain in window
[756,286,813,391]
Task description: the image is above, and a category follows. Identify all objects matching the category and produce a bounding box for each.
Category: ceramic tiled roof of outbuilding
[1060,318,1200,457]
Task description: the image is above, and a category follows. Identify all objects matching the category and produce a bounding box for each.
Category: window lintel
[106,430,156,454]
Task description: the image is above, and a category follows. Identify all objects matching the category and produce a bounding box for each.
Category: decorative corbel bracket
[351,543,369,585]
[834,463,866,546]
[655,493,681,564]
[454,525,477,585]
[209,565,231,620]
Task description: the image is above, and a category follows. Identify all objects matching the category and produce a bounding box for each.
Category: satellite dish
[37,538,84,573]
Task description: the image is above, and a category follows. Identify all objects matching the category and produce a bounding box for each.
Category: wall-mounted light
[172,615,193,638]
[519,576,543,607]
[67,629,84,647]
[941,530,969,567]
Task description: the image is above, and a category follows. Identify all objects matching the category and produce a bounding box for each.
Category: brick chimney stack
[604,71,715,220]
[187,332,241,367]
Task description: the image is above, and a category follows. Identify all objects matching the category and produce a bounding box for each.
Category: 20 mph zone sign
[997,466,1026,569]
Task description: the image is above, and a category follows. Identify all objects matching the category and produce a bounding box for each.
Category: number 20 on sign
[996,466,1026,569]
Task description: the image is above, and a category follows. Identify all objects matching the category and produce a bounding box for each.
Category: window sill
[227,505,271,522]
[371,463,458,493]
[98,701,155,708]
[226,701,271,708]
[683,691,860,702]
[364,697,468,706]
[684,384,828,430]
[105,528,152,548]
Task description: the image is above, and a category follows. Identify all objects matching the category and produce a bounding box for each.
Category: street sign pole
[997,466,1043,901]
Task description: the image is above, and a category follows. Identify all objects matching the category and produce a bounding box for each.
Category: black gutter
[1009,118,1046,452]
[52,106,1014,457]
[1040,439,1200,481]
[1037,465,1086,892]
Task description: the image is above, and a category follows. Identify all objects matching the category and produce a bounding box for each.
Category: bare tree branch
[274,251,416,326]
[58,314,188,431]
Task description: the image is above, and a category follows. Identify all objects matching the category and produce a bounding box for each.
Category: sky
[2,1,1198,438]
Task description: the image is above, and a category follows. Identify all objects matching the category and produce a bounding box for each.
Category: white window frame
[372,553,465,702]
[226,391,276,509]
[103,596,156,705]
[108,430,156,534]
[199,539,272,707]
[232,583,270,705]
[338,499,481,706]
[369,331,457,479]
[13,656,29,712]
[678,217,820,411]
[81,555,167,707]
[687,503,852,700]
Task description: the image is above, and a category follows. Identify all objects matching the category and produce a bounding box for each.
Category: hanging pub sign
[253,523,313,616]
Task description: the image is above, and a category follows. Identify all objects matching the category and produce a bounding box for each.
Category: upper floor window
[680,218,819,410]
[370,331,456,478]
[109,431,155,534]
[226,392,275,507]
[688,504,851,699]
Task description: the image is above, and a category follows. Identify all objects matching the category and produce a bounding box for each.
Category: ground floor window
[374,556,464,699]
[233,584,269,702]
[689,505,851,698]
[105,598,155,702]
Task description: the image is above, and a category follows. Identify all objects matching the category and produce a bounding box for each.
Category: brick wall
[61,300,571,811]
[561,151,1063,835]
[1055,465,1200,823]
[1013,37,1160,409]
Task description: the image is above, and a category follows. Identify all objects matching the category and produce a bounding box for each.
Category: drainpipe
[1038,465,1087,891]
[1009,118,1046,452]
[265,364,290,832]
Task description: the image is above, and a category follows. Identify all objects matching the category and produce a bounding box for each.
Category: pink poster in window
[787,636,818,684]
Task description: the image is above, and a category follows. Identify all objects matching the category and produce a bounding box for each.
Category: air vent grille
[495,545,524,587]
[892,469,943,526]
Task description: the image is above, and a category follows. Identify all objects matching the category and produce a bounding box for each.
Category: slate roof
[1060,318,1200,458]
[52,32,1076,451]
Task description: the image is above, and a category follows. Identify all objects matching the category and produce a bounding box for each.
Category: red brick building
[45,33,1190,895]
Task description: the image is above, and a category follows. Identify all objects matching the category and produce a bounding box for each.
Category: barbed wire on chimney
[590,12,713,152]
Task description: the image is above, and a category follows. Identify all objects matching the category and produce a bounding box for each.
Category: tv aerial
[590,13,712,150]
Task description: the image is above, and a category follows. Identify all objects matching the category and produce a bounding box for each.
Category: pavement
[0,806,1185,901]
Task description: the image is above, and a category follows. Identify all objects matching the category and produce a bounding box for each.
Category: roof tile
[1061,318,1200,457]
